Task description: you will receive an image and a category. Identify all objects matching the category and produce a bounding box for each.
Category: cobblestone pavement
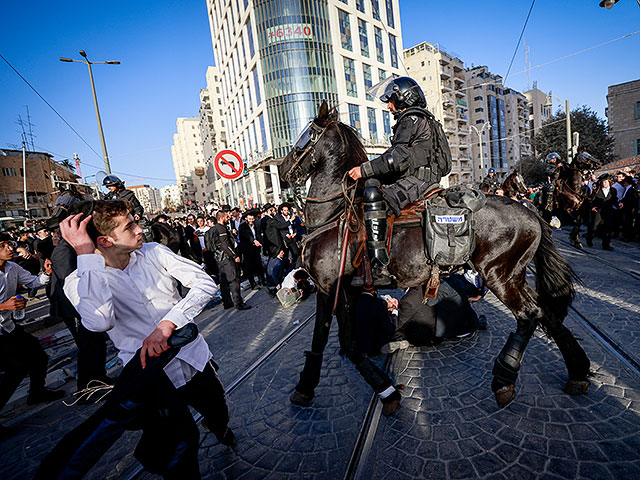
[552,228,640,365]
[1,236,640,479]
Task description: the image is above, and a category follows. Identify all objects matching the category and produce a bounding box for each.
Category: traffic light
[243,165,249,175]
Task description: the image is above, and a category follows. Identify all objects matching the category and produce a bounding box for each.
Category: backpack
[403,107,452,177]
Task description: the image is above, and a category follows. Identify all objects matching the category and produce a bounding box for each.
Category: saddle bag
[423,185,485,266]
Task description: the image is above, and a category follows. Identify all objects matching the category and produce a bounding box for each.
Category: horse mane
[333,121,368,169]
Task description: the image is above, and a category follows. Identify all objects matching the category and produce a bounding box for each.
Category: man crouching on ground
[60,200,235,446]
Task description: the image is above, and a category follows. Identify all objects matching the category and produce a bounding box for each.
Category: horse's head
[279,100,366,187]
[512,171,527,194]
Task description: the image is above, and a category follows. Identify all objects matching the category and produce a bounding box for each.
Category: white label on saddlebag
[435,215,465,224]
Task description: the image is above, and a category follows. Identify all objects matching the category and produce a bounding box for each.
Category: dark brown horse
[281,102,590,411]
[502,170,528,198]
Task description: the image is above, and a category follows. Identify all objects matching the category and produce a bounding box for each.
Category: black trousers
[218,258,242,307]
[242,248,265,287]
[0,325,49,412]
[177,362,229,434]
[60,316,108,390]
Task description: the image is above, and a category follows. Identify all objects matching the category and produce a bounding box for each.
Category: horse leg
[335,289,401,416]
[290,291,333,406]
[487,278,541,408]
[540,318,591,395]
[569,214,583,249]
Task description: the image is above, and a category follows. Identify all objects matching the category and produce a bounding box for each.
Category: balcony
[440,69,451,79]
[441,83,453,93]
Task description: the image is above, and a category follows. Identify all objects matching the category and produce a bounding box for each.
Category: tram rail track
[123,311,316,480]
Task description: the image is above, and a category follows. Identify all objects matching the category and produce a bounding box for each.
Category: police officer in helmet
[102,175,144,220]
[544,152,563,211]
[348,76,443,287]
[482,168,501,193]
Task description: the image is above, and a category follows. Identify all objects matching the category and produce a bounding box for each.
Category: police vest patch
[435,215,465,224]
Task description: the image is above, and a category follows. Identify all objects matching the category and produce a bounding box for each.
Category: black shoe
[476,314,488,330]
[27,388,65,405]
[215,427,236,447]
[603,245,613,251]
[290,389,314,407]
[586,237,593,247]
[236,303,252,311]
[223,303,234,310]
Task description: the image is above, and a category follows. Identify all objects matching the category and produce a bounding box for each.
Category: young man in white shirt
[60,200,235,446]
[0,233,64,435]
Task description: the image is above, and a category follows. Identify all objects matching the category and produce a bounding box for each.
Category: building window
[382,110,391,137]
[258,113,267,151]
[2,167,18,176]
[368,107,377,141]
[378,68,386,81]
[374,27,384,63]
[348,104,361,133]
[475,107,484,113]
[338,10,352,51]
[474,96,483,101]
[253,69,261,106]
[363,63,373,100]
[635,101,640,120]
[338,0,348,3]
[636,139,640,155]
[371,0,380,20]
[389,34,398,68]
[359,19,369,57]
[246,18,255,59]
[385,0,394,28]
[356,0,365,13]
[344,57,357,97]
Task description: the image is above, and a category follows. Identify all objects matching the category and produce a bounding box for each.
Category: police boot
[545,184,555,212]
[352,180,395,288]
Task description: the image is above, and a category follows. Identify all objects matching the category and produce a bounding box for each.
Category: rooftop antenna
[25,105,36,151]
[16,108,36,152]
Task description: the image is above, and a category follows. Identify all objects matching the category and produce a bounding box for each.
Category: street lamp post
[470,122,492,179]
[546,95,573,162]
[60,51,120,174]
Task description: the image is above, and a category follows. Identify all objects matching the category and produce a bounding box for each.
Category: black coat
[209,223,237,259]
[238,222,260,256]
[49,239,79,319]
[263,215,290,257]
[592,186,618,228]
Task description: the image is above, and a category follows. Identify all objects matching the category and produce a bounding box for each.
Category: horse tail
[533,215,578,323]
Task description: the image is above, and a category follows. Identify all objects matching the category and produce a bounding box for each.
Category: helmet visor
[292,122,314,151]
[366,75,400,104]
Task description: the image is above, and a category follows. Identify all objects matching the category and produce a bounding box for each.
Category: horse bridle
[284,121,330,186]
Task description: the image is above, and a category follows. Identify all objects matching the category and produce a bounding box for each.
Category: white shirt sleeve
[63,254,116,333]
[16,264,49,289]
[152,244,219,328]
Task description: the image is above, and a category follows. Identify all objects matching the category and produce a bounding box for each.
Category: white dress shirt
[64,242,218,388]
[0,261,49,334]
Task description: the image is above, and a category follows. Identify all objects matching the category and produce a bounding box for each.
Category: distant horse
[543,155,598,248]
[502,170,528,198]
[280,102,590,411]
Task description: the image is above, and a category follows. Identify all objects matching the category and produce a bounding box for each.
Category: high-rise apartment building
[607,79,640,159]
[129,184,162,215]
[524,85,552,158]
[465,66,530,180]
[205,0,404,204]
[161,184,182,210]
[171,117,207,205]
[404,42,470,184]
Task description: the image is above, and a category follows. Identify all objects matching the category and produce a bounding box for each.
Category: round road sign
[214,150,244,180]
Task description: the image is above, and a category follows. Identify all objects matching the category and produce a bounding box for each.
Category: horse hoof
[574,242,583,250]
[290,390,314,407]
[495,384,517,408]
[564,379,590,395]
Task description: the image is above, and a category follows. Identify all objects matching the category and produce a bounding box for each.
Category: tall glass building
[206,0,404,205]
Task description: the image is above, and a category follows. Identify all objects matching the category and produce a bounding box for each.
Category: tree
[532,106,615,165]
[59,159,76,172]
[513,155,547,185]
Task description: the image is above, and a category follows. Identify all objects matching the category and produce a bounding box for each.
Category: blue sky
[1,0,638,189]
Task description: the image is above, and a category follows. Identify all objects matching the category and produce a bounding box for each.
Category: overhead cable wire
[503,0,536,85]
[0,52,105,161]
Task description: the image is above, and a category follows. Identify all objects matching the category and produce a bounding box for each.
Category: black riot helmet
[379,77,427,110]
[103,174,124,189]
[546,152,561,163]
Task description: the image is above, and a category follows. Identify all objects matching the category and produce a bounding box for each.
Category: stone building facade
[607,79,640,160]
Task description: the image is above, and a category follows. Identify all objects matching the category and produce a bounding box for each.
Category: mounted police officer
[348,76,449,287]
[482,168,501,192]
[102,175,144,220]
[544,152,564,211]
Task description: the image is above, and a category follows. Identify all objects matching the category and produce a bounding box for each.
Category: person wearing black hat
[586,175,617,250]
[238,209,265,289]
[102,175,144,220]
